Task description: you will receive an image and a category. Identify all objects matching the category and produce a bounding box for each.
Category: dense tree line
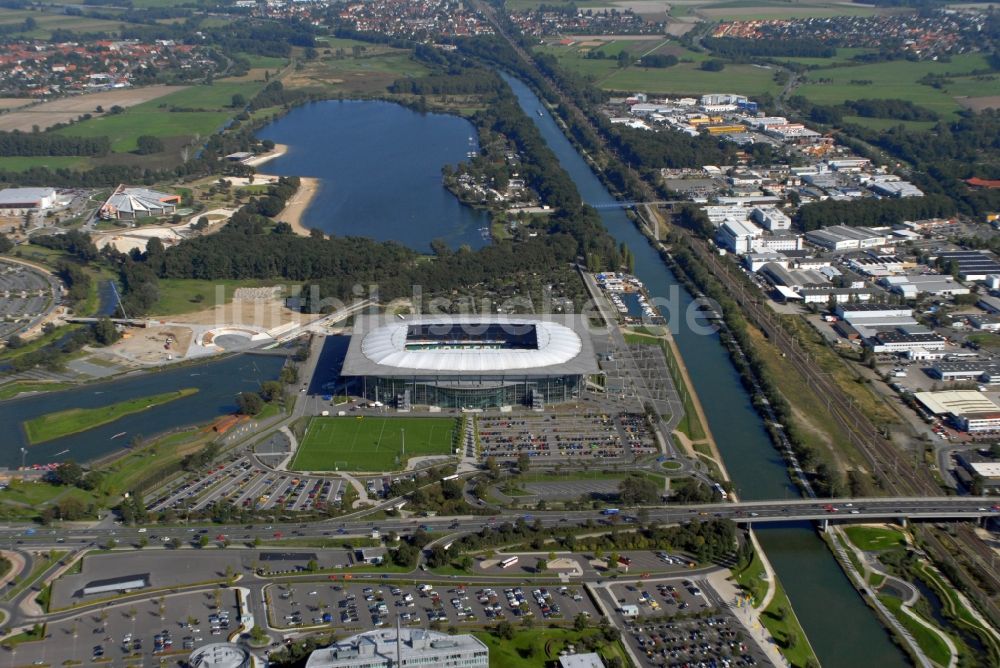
[608,125,737,170]
[31,229,99,262]
[842,98,938,122]
[0,132,111,157]
[389,69,504,96]
[247,80,310,112]
[637,54,678,68]
[794,194,955,231]
[704,37,835,59]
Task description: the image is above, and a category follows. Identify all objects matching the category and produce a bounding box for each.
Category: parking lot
[51,550,353,608]
[601,578,773,667]
[265,579,601,631]
[477,411,657,463]
[148,455,344,515]
[0,259,58,339]
[7,588,242,667]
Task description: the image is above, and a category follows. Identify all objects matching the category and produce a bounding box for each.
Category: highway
[3,497,995,548]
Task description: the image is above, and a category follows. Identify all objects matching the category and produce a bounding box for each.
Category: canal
[499,73,907,668]
[3,354,285,468]
[256,99,490,252]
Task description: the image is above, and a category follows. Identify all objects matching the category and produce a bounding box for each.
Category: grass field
[536,40,781,97]
[53,82,264,152]
[152,278,279,316]
[843,525,906,552]
[879,594,953,667]
[291,416,457,472]
[0,156,90,172]
[473,627,629,668]
[794,54,998,119]
[22,388,198,445]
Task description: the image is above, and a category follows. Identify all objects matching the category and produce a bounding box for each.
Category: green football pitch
[291,416,458,472]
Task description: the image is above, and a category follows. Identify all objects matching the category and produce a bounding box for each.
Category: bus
[601,508,620,516]
[499,556,519,569]
[442,474,459,481]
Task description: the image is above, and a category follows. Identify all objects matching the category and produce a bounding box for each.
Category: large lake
[256,100,489,252]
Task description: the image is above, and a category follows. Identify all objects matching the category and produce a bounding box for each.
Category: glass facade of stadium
[358,373,584,409]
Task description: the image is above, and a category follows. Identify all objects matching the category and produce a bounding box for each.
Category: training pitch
[291,416,457,472]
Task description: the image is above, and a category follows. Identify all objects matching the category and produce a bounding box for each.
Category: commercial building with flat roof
[342,315,599,409]
[305,629,488,668]
[0,187,56,213]
[933,250,1000,281]
[869,331,947,353]
[915,391,1000,432]
[560,654,607,668]
[805,225,885,251]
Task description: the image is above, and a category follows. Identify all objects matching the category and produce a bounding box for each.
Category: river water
[256,99,489,252]
[499,73,906,668]
[3,354,285,468]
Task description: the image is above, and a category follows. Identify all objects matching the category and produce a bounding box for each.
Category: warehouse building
[805,226,886,251]
[932,250,1000,282]
[955,453,1000,493]
[716,218,761,253]
[305,629,488,668]
[342,315,599,409]
[868,330,947,353]
[914,390,1000,433]
[0,187,56,215]
[880,274,970,299]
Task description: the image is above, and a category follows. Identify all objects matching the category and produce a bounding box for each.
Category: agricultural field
[536,38,782,96]
[794,53,999,120]
[51,82,264,153]
[282,44,430,94]
[292,416,458,472]
[0,85,187,133]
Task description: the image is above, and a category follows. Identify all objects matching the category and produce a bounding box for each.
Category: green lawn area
[879,594,952,667]
[22,388,198,445]
[0,380,76,401]
[841,115,937,132]
[732,548,768,607]
[292,416,458,472]
[151,278,279,316]
[0,156,89,172]
[473,627,628,668]
[759,576,819,668]
[843,526,906,552]
[795,54,997,119]
[236,53,288,69]
[54,82,263,152]
[97,428,212,497]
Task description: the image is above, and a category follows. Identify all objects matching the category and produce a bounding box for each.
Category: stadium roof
[343,314,599,376]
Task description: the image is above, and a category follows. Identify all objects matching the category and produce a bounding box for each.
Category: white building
[881,274,970,298]
[805,226,885,251]
[560,654,607,668]
[755,235,802,252]
[0,187,56,214]
[716,219,761,254]
[305,629,488,668]
[869,331,947,353]
[871,180,924,198]
[751,207,791,231]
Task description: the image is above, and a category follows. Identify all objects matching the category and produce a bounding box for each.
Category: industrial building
[187,643,252,668]
[932,250,1000,282]
[342,315,599,409]
[805,226,886,251]
[880,274,970,298]
[305,629,488,668]
[836,303,913,323]
[716,218,761,253]
[868,330,947,353]
[0,187,56,214]
[914,391,1000,433]
[931,361,1000,382]
[100,184,180,220]
[955,452,1000,493]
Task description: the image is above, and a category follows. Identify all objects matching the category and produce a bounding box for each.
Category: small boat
[537,109,544,116]
[110,431,127,440]
[54,449,69,457]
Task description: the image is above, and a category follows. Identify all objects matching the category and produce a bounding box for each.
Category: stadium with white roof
[342,314,599,409]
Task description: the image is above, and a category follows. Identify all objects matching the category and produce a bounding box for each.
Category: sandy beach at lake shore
[244,143,288,167]
[271,175,320,236]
